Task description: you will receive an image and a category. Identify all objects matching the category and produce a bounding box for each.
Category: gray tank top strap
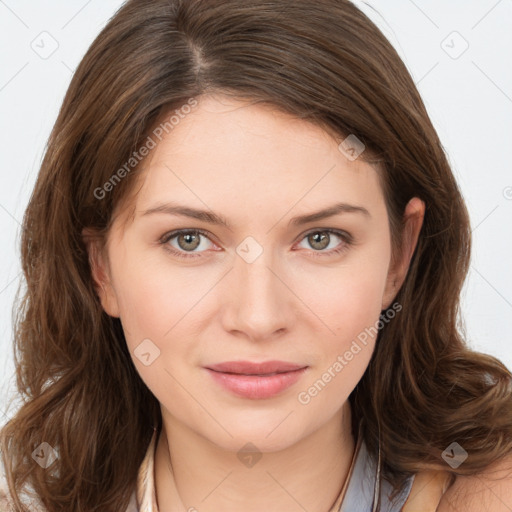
[340,438,415,512]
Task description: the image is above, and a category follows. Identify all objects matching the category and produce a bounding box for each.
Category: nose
[220,247,294,342]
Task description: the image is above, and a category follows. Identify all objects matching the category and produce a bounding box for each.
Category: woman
[1,0,512,510]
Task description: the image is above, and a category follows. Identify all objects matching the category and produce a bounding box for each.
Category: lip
[204,360,308,399]
[206,360,306,375]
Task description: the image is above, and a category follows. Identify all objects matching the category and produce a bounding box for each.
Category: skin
[85,93,425,512]
[438,458,512,511]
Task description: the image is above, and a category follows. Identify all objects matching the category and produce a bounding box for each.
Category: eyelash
[159,228,353,260]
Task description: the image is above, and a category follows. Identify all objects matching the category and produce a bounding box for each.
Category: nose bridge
[224,241,291,338]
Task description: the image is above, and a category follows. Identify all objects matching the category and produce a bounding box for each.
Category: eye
[160,229,217,259]
[159,228,353,260]
[295,229,352,256]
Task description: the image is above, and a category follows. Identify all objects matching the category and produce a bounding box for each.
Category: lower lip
[205,367,308,399]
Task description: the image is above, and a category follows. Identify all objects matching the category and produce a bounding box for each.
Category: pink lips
[205,360,308,399]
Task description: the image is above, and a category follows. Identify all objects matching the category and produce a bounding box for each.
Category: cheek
[110,261,198,397]
[294,248,390,340]
[108,252,188,348]
[294,270,388,416]
[336,270,388,333]
[293,240,391,393]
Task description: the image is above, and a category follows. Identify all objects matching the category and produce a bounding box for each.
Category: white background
[1,0,511,425]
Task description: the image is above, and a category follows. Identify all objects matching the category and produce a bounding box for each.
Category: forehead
[146,93,366,166]
[115,93,387,230]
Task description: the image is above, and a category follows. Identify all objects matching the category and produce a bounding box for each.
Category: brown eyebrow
[287,202,371,226]
[141,203,230,228]
[140,201,371,229]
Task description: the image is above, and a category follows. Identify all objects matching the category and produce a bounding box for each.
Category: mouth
[205,360,307,375]
[204,361,308,399]
[213,371,293,376]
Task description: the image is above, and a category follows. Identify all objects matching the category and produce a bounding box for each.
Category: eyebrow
[140,201,371,228]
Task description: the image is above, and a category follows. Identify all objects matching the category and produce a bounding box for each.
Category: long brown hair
[2,0,511,510]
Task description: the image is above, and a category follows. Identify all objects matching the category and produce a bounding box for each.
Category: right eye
[160,229,220,259]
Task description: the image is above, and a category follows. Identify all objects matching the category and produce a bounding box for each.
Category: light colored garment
[130,428,417,512]
[1,429,450,511]
[339,435,414,511]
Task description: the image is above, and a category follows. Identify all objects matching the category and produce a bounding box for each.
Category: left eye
[296,230,348,252]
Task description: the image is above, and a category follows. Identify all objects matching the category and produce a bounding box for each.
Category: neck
[154,401,355,512]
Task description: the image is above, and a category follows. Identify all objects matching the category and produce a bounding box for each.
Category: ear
[82,228,120,318]
[382,197,425,310]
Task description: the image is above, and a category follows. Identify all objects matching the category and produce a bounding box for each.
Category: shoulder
[0,453,48,512]
[0,456,14,511]
[437,452,512,511]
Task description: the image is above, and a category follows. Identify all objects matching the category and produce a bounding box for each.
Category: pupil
[310,232,329,250]
[179,232,200,251]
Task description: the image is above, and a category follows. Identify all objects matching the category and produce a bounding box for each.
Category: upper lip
[205,360,307,375]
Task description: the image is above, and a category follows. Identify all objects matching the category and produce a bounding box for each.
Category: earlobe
[81,228,120,318]
[382,197,425,310]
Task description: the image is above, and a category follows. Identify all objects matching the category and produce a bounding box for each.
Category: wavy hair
[1,0,511,510]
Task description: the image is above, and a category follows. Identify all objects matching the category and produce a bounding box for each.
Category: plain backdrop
[1,0,511,425]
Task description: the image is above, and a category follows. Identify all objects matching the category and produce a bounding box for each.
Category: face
[87,93,423,453]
